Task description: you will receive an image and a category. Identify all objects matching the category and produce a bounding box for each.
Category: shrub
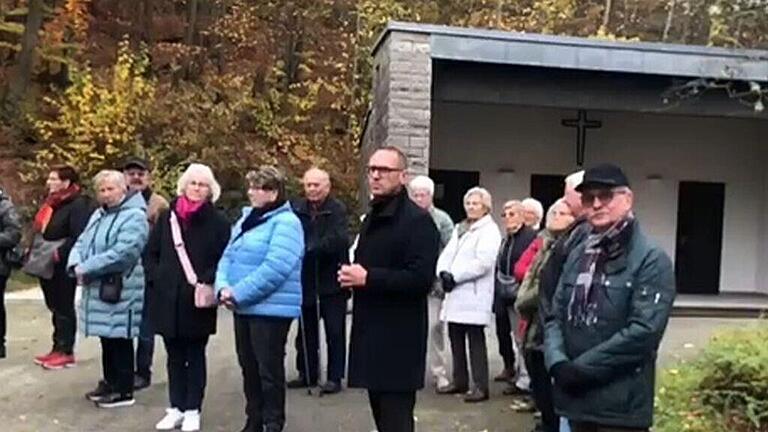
[655,321,768,432]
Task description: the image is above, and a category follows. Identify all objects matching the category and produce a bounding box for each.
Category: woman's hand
[219,287,237,310]
[74,265,85,285]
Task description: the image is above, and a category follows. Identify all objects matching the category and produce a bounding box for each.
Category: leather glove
[550,361,591,394]
[439,271,457,293]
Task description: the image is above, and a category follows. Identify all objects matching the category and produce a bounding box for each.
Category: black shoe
[239,418,263,432]
[85,380,113,402]
[96,392,135,408]
[286,377,316,389]
[319,381,342,395]
[0,344,5,359]
[502,384,530,396]
[463,389,489,403]
[436,384,469,395]
[133,374,150,391]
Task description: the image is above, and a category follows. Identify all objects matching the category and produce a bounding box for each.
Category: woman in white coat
[435,187,501,403]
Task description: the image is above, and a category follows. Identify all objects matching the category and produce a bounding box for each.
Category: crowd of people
[0,146,676,432]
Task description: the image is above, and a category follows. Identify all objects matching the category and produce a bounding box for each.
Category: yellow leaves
[27,40,156,187]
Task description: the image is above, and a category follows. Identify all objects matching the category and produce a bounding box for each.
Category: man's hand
[439,271,456,292]
[337,264,367,289]
[550,361,591,394]
[219,287,237,310]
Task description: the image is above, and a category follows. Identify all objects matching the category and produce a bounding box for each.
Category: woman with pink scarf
[146,164,231,432]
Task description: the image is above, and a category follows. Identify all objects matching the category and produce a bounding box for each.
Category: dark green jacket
[544,221,675,429]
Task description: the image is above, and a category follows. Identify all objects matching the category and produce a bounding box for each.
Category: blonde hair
[93,170,127,190]
[464,187,493,212]
[177,163,221,202]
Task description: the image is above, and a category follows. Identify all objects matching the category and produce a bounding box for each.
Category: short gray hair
[93,169,127,191]
[409,175,435,196]
[565,170,585,190]
[522,197,544,221]
[464,187,493,212]
[546,198,569,219]
[177,163,221,202]
[503,199,524,213]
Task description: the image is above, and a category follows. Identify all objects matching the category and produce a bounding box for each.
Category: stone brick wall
[365,29,432,176]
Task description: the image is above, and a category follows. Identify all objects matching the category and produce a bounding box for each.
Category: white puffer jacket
[436,214,501,326]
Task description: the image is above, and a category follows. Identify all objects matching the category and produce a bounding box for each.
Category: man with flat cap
[121,156,169,390]
[544,163,676,432]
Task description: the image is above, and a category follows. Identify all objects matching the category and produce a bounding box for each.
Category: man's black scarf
[567,217,634,326]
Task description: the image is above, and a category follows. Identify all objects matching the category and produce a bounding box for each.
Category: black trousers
[136,289,154,379]
[368,391,416,432]
[448,322,489,393]
[235,315,291,431]
[294,293,347,383]
[0,275,7,348]
[164,336,209,411]
[525,349,558,432]
[570,422,649,432]
[494,301,514,370]
[40,269,77,354]
[101,337,134,395]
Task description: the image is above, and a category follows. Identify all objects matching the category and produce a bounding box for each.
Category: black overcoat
[146,201,231,339]
[347,189,439,392]
[291,196,349,303]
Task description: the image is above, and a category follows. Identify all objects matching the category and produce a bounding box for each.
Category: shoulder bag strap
[170,212,198,286]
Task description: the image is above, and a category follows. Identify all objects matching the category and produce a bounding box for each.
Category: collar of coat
[464,213,495,232]
[292,195,337,216]
[369,187,408,219]
[240,200,292,220]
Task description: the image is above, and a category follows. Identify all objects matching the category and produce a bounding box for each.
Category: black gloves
[550,361,591,394]
[439,271,457,293]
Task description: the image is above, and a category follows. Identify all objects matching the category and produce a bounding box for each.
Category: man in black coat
[0,188,22,359]
[338,146,439,432]
[287,168,349,394]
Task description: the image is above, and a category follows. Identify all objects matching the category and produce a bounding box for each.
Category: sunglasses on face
[366,165,403,176]
[581,188,627,206]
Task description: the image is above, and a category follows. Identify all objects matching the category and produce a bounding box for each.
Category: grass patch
[655,321,768,432]
[6,270,38,292]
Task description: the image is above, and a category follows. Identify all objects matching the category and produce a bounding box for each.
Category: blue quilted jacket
[215,202,303,318]
[68,192,149,338]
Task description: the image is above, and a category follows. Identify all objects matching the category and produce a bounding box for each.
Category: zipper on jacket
[127,309,133,338]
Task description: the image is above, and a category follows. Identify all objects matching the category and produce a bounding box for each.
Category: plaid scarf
[568,217,634,325]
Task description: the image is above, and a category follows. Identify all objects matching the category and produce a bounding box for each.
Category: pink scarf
[175,195,205,226]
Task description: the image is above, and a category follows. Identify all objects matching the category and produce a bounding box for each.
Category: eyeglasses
[367,165,403,176]
[189,180,210,189]
[501,211,518,218]
[581,188,628,206]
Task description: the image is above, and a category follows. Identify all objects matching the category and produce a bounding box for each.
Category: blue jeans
[135,298,154,379]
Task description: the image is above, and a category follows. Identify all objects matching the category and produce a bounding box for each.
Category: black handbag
[99,273,123,304]
[4,244,24,269]
[495,271,520,302]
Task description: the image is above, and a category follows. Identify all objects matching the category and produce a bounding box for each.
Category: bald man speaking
[288,168,350,395]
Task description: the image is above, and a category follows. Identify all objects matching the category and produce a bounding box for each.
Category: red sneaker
[42,353,76,370]
[33,351,56,366]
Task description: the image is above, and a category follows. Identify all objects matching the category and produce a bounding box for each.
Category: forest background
[1,0,767,215]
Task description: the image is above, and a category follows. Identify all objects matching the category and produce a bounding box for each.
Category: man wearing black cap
[122,157,169,390]
[544,163,676,432]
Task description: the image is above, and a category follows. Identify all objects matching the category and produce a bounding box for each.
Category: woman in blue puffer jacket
[67,169,149,409]
[216,165,303,432]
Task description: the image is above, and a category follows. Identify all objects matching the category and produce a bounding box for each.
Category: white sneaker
[181,410,201,432]
[155,408,184,430]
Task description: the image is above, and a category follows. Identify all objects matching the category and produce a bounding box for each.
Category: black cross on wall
[561,110,602,167]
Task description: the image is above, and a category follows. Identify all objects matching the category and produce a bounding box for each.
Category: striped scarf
[568,217,634,326]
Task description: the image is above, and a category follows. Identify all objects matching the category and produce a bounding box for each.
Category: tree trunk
[141,0,154,44]
[663,0,678,41]
[186,0,199,45]
[7,0,45,107]
[602,0,613,29]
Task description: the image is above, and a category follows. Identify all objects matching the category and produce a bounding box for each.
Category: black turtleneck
[241,199,285,234]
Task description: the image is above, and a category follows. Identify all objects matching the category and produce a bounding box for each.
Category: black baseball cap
[576,163,630,192]
[121,156,151,172]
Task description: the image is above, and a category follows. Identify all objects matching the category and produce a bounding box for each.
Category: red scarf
[175,195,205,226]
[33,184,81,233]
